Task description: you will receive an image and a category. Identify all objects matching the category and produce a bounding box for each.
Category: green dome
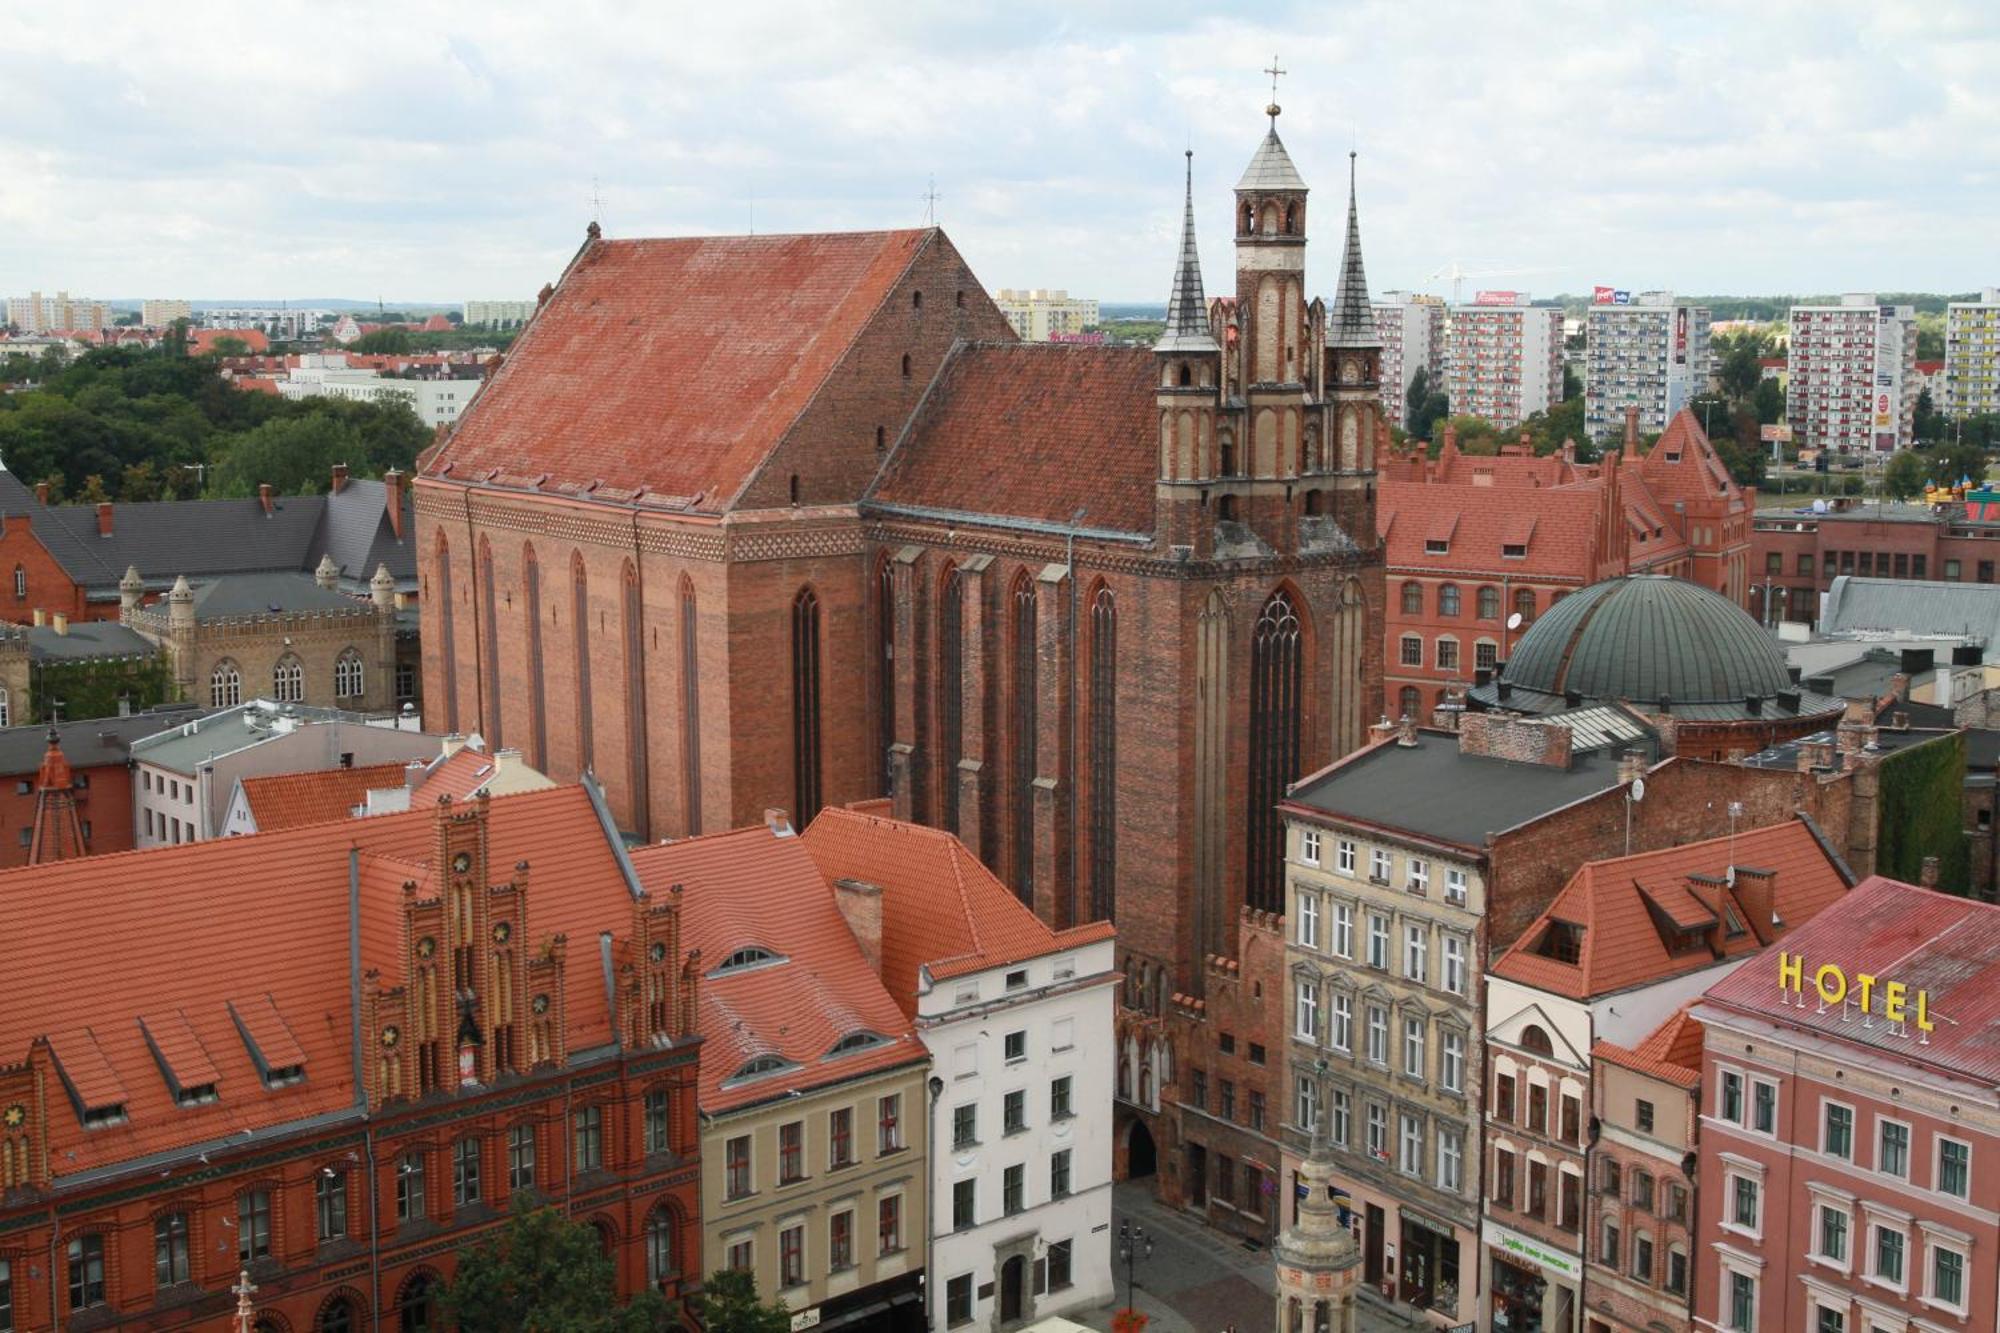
[1499,576,1793,708]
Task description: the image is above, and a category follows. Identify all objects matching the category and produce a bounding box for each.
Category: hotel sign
[1777,952,1933,1031]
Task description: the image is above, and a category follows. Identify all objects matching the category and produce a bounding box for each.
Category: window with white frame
[1294,1076,1319,1132]
[1936,1136,1970,1199]
[1400,635,1423,667]
[1438,1129,1462,1192]
[1366,1103,1387,1158]
[1368,914,1389,968]
[1750,1078,1777,1135]
[1718,1069,1744,1124]
[1403,1017,1426,1079]
[1871,1222,1905,1287]
[1929,1238,1967,1309]
[1300,829,1321,865]
[1442,935,1466,995]
[1330,992,1352,1052]
[1337,840,1356,875]
[1725,1270,1755,1331]
[1406,858,1429,895]
[1369,849,1391,884]
[1822,1101,1853,1160]
[1297,893,1319,949]
[1295,979,1320,1041]
[1404,924,1428,982]
[334,648,365,699]
[1878,1119,1911,1179]
[1814,1202,1849,1266]
[1444,867,1467,906]
[1727,1172,1760,1235]
[1366,1005,1387,1064]
[1332,902,1354,958]
[1331,1089,1351,1147]
[1440,1031,1464,1093]
[1399,1113,1422,1175]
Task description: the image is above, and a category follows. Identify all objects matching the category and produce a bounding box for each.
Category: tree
[211,412,363,497]
[208,335,251,358]
[350,327,413,355]
[1920,440,1989,489]
[1752,378,1785,427]
[694,1270,792,1333]
[1561,362,1582,402]
[1404,367,1448,445]
[1884,449,1927,501]
[1913,388,1946,444]
[441,1201,673,1332]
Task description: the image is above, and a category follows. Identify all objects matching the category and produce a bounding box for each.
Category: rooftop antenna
[590,175,604,231]
[922,176,941,227]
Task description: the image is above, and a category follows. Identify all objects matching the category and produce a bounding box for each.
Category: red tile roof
[1490,818,1851,999]
[1638,409,1748,515]
[416,745,500,802]
[189,328,271,355]
[0,784,636,1178]
[1593,1003,1704,1088]
[424,229,934,511]
[799,807,1115,1016]
[627,826,922,1114]
[237,761,410,832]
[1379,479,1601,580]
[868,341,1159,534]
[1700,876,2000,1088]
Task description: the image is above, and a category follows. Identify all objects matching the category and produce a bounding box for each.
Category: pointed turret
[28,726,88,864]
[1157,151,1218,355]
[1328,152,1379,349]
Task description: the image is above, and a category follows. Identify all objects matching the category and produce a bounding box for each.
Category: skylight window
[1425,539,1450,555]
[724,1055,797,1087]
[175,1083,219,1108]
[81,1103,128,1129]
[827,1032,886,1058]
[711,946,785,976]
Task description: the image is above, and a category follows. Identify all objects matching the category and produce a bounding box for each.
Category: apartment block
[5,290,110,334]
[1584,292,1711,443]
[1447,295,1563,429]
[463,298,538,328]
[1945,286,2000,419]
[1787,294,1916,453]
[991,288,1100,340]
[1373,291,1447,429]
[140,299,192,327]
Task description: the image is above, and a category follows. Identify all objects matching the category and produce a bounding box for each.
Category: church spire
[1157,150,1218,354]
[1328,151,1378,348]
[28,725,87,865]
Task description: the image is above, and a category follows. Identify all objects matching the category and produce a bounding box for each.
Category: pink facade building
[1692,877,2000,1333]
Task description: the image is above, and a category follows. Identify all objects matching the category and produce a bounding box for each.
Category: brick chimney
[51,612,67,636]
[1370,716,1399,744]
[831,878,884,976]
[1731,866,1777,945]
[1457,711,1574,768]
[258,483,275,515]
[383,468,406,538]
[764,807,793,837]
[1623,405,1641,459]
[1397,714,1419,747]
[331,462,349,494]
[34,481,48,506]
[96,501,112,536]
[1617,748,1647,785]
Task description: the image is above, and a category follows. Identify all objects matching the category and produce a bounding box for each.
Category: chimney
[1457,711,1574,768]
[1623,405,1641,459]
[331,462,348,494]
[383,468,406,539]
[96,501,113,536]
[31,608,45,627]
[1745,695,1763,716]
[1899,647,1935,677]
[831,878,885,975]
[1920,856,1940,888]
[1732,866,1778,944]
[51,612,67,636]
[764,807,794,837]
[1397,714,1419,747]
[405,759,427,790]
[258,483,274,515]
[1617,748,1647,785]
[1370,716,1399,744]
[1952,643,1982,666]
[34,481,48,506]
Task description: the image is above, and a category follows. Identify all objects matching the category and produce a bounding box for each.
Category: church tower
[1234,91,1312,494]
[1155,150,1224,551]
[1274,1066,1362,1332]
[1323,152,1384,541]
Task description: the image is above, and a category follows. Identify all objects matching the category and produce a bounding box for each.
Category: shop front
[1397,1208,1464,1323]
[1482,1219,1579,1333]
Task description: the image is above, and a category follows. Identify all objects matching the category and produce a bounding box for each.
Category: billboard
[1674,307,1688,365]
[1760,423,1793,443]
[1592,287,1632,305]
[1474,290,1523,306]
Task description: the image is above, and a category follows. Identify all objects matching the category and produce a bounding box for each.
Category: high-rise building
[463,298,537,328]
[1372,291,1447,430]
[1447,294,1563,429]
[1787,294,1916,453]
[1583,291,1711,444]
[1945,286,2000,419]
[990,289,1100,340]
[4,290,110,334]
[141,299,192,327]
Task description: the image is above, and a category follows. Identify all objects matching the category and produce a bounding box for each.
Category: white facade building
[463,299,537,328]
[200,307,333,340]
[992,289,1101,341]
[279,354,482,425]
[1373,292,1448,430]
[1787,293,1916,452]
[1447,295,1564,430]
[1945,286,2000,420]
[1583,291,1712,443]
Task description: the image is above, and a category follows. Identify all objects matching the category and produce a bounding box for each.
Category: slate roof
[422,229,936,511]
[1327,157,1378,350]
[24,620,155,661]
[186,572,367,621]
[0,784,634,1180]
[1157,154,1219,355]
[0,469,414,595]
[0,707,204,776]
[800,807,1115,1017]
[1283,726,1654,852]
[237,762,411,832]
[1490,818,1852,999]
[627,824,924,1115]
[1593,1003,1704,1089]
[1236,125,1308,192]
[1699,875,2000,1088]
[868,341,1159,535]
[130,703,407,774]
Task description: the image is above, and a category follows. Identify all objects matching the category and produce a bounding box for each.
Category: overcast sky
[4,1,1995,306]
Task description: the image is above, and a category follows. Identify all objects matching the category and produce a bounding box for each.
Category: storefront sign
[1777,951,1933,1031]
[790,1309,821,1332]
[1481,1219,1581,1281]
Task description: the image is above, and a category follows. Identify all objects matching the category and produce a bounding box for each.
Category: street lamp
[1117,1219,1154,1317]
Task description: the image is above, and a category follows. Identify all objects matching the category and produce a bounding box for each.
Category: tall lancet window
[1247,588,1304,913]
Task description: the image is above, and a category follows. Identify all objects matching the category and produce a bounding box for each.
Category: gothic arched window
[680,576,701,834]
[1246,589,1304,913]
[936,565,963,834]
[435,533,458,732]
[211,659,242,709]
[1008,572,1037,903]
[572,553,592,773]
[523,544,546,768]
[335,648,364,700]
[477,538,502,745]
[273,653,303,704]
[876,555,895,795]
[1088,585,1118,923]
[645,1206,675,1285]
[622,561,649,839]
[791,587,823,822]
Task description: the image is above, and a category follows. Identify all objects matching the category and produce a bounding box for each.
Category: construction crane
[1425,260,1556,304]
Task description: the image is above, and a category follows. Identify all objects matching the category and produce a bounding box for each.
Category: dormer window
[81,1102,128,1129]
[175,1083,219,1108]
[827,1031,888,1058]
[1502,543,1527,559]
[1425,539,1449,555]
[264,1064,306,1089]
[711,946,786,977]
[724,1055,797,1088]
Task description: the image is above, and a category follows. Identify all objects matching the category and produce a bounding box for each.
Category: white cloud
[1,0,1995,303]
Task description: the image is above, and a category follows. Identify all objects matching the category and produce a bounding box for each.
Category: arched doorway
[1000,1254,1027,1321]
[1127,1119,1157,1178]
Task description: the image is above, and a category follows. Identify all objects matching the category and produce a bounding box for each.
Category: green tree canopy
[694,1269,793,1333]
[349,327,414,354]
[1883,449,1927,500]
[440,1202,674,1332]
[1404,367,1448,445]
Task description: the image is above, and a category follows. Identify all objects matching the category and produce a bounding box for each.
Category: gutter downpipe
[352,849,383,1324]
[926,1068,945,1329]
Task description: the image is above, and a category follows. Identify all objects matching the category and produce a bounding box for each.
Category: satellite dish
[1630,777,1646,803]
[1506,612,1524,631]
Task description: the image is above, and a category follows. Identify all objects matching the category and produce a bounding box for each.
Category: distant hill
[102,298,471,314]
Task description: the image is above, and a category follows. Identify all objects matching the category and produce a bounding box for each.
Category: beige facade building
[991,288,1100,340]
[141,299,193,327]
[5,291,111,334]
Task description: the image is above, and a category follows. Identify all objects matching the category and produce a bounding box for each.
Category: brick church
[417,103,1386,1197]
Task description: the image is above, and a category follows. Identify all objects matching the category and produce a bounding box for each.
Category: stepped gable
[867,341,1158,535]
[422,229,936,510]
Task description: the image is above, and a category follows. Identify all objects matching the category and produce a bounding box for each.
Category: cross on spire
[921,176,941,227]
[1264,54,1286,121]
